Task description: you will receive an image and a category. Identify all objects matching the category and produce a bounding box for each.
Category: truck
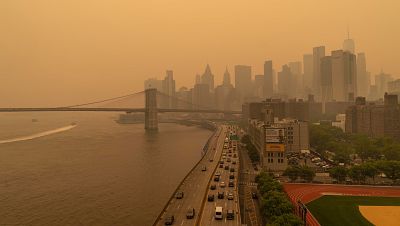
[215,206,223,220]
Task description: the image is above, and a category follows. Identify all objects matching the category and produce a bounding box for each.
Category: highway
[153,125,228,226]
[198,128,241,226]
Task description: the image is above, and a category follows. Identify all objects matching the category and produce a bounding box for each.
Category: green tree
[299,166,316,182]
[329,166,348,183]
[375,160,400,182]
[241,134,251,144]
[361,162,379,184]
[260,191,293,220]
[267,213,304,226]
[283,166,300,182]
[353,134,379,161]
[348,165,366,184]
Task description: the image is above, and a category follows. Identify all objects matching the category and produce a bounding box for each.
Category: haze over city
[1,0,400,107]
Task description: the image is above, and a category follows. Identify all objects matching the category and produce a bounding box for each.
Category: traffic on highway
[153,125,241,226]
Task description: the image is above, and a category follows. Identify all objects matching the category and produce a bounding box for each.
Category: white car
[220,182,226,188]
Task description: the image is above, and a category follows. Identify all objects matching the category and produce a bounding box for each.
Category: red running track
[283,183,400,226]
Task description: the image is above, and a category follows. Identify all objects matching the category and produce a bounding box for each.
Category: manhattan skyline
[1,0,400,107]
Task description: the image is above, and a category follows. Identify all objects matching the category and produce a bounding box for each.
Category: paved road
[238,143,262,226]
[154,126,227,226]
[198,129,241,226]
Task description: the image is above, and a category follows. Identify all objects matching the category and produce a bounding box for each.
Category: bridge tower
[145,88,158,130]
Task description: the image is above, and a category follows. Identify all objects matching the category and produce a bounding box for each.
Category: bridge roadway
[0,108,241,114]
[153,125,228,226]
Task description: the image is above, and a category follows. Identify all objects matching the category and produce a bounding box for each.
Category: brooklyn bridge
[0,89,242,130]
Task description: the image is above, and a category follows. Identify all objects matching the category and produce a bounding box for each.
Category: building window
[267,158,274,163]
[278,158,284,163]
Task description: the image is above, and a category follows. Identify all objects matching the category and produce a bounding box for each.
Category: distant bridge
[0,89,242,130]
[0,107,241,114]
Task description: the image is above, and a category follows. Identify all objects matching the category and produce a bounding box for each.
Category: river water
[0,112,213,226]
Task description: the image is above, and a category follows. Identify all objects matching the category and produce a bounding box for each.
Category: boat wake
[0,124,77,145]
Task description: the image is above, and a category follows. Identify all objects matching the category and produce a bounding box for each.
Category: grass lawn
[306,195,400,226]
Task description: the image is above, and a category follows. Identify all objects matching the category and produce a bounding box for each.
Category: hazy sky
[1,0,399,107]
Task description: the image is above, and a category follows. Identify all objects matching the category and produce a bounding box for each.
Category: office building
[331,50,357,101]
[201,64,214,92]
[264,60,273,98]
[375,71,393,98]
[303,54,314,95]
[320,56,333,102]
[313,46,326,101]
[357,53,369,97]
[235,65,252,101]
[192,83,211,110]
[289,61,303,97]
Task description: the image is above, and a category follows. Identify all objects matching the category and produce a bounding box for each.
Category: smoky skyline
[1,0,400,107]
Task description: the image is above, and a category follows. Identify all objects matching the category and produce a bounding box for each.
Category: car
[164,215,174,225]
[219,164,224,168]
[251,192,258,199]
[227,192,234,200]
[232,160,236,165]
[208,194,215,202]
[186,208,195,219]
[215,206,223,220]
[214,175,220,181]
[219,160,224,164]
[224,165,229,170]
[233,154,237,158]
[230,167,235,172]
[229,180,234,187]
[226,209,234,220]
[220,182,226,187]
[253,166,258,171]
[209,159,214,162]
[227,158,231,162]
[201,166,207,171]
[218,191,224,199]
[210,184,216,190]
[229,174,235,179]
[175,191,184,199]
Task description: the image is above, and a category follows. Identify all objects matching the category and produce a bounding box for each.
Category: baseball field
[284,184,400,226]
[307,195,400,226]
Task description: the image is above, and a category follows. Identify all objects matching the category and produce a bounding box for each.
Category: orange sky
[1,0,399,107]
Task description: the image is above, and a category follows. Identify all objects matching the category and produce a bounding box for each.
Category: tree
[283,166,300,182]
[361,162,379,184]
[348,165,366,184]
[375,160,400,182]
[329,166,348,183]
[267,213,304,226]
[353,134,379,161]
[260,191,293,220]
[299,166,316,182]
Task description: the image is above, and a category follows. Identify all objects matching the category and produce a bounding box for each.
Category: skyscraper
[288,61,302,97]
[357,53,369,97]
[312,46,325,101]
[343,29,355,54]
[254,75,264,98]
[195,74,201,85]
[375,70,393,98]
[320,56,333,102]
[223,67,231,86]
[278,64,295,97]
[201,64,214,92]
[303,54,313,94]
[263,60,273,98]
[235,65,252,101]
[162,70,176,108]
[192,83,211,109]
[331,50,357,101]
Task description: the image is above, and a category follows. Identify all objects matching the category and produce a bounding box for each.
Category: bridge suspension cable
[59,91,145,108]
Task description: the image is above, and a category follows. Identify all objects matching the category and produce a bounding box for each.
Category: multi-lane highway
[198,128,241,226]
[153,125,242,226]
[154,125,231,226]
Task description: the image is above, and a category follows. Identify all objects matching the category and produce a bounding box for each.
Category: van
[215,206,223,220]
